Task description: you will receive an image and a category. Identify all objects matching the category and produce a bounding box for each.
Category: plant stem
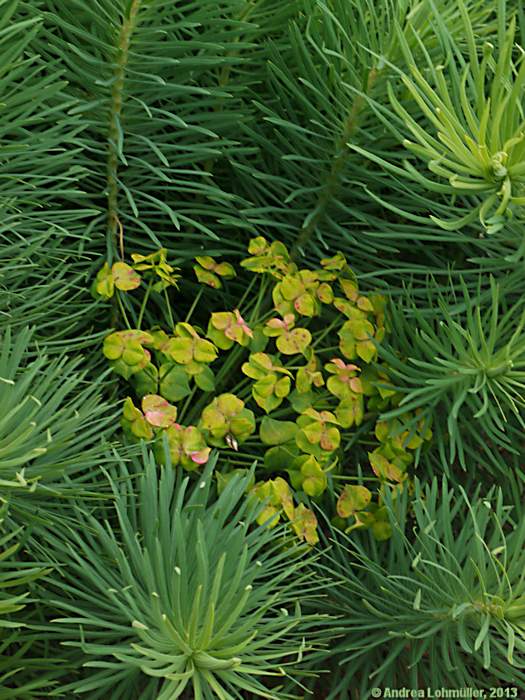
[164,288,176,332]
[116,292,132,329]
[185,287,204,323]
[311,318,341,350]
[201,0,260,176]
[137,279,153,329]
[291,67,378,259]
[239,276,260,316]
[180,385,198,423]
[106,0,142,260]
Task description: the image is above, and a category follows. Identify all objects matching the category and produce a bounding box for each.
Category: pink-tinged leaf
[112,262,141,291]
[190,449,211,465]
[350,377,363,393]
[330,358,360,371]
[234,309,253,337]
[142,394,177,427]
[330,358,347,369]
[267,317,287,330]
[276,327,312,355]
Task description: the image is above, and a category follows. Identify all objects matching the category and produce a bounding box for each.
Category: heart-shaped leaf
[93,262,114,299]
[368,451,405,482]
[264,443,301,471]
[356,339,377,363]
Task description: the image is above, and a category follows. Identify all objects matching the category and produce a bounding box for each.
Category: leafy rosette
[199,393,256,450]
[242,352,293,412]
[263,314,312,355]
[103,330,154,379]
[207,309,253,349]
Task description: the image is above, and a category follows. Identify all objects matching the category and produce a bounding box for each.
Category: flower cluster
[95,238,430,544]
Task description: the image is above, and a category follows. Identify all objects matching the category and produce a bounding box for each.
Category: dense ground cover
[3,0,525,697]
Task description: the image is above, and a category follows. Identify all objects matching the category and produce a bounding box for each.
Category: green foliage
[103,330,154,379]
[194,257,236,289]
[388,9,525,235]
[381,278,525,471]
[38,452,329,699]
[0,326,115,522]
[314,478,525,697]
[0,503,59,698]
[0,233,105,352]
[242,352,293,413]
[92,261,141,299]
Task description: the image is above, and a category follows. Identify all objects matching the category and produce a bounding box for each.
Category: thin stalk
[237,276,260,317]
[330,474,382,483]
[180,385,199,423]
[164,288,176,332]
[184,288,204,323]
[311,319,341,350]
[116,292,132,330]
[137,279,153,330]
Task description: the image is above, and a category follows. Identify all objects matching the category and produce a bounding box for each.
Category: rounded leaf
[214,262,236,278]
[337,485,372,518]
[348,319,374,341]
[195,266,221,288]
[142,395,178,428]
[167,338,193,364]
[276,328,312,355]
[194,366,215,392]
[103,333,124,360]
[336,396,364,428]
[368,451,405,482]
[294,293,316,316]
[291,504,319,545]
[159,364,191,402]
[259,417,298,446]
[317,283,334,304]
[112,262,141,291]
[274,375,291,398]
[300,456,327,497]
[194,338,218,364]
[356,339,377,363]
